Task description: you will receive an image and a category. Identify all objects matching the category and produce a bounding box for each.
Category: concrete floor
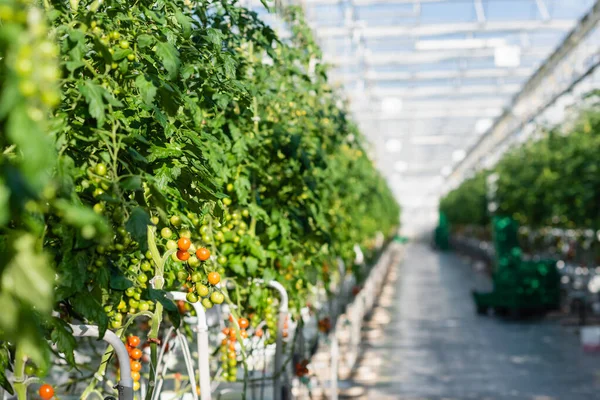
[347,243,600,400]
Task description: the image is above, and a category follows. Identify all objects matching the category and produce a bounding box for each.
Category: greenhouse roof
[254,0,596,234]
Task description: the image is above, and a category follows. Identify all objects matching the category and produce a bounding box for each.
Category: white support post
[330,334,339,400]
[69,324,134,400]
[266,280,289,400]
[168,291,212,400]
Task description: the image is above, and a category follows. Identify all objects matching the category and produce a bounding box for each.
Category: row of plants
[0,0,400,397]
[439,97,600,262]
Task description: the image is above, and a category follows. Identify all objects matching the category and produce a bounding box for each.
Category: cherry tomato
[196,247,211,261]
[210,291,224,304]
[131,371,141,381]
[201,298,213,309]
[119,40,130,49]
[95,163,107,176]
[207,271,220,285]
[166,239,178,250]
[161,227,173,239]
[186,292,199,303]
[177,250,190,261]
[238,318,249,329]
[217,255,227,265]
[128,335,141,347]
[39,384,54,400]
[130,348,143,360]
[24,364,36,375]
[133,381,140,391]
[170,215,182,226]
[255,328,264,338]
[130,360,142,372]
[240,330,248,339]
[178,237,191,251]
[196,283,209,297]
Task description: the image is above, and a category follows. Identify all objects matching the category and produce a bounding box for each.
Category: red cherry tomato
[39,384,54,400]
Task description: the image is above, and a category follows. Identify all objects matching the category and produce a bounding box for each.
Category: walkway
[346,243,600,400]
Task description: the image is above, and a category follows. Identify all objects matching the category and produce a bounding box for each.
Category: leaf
[206,28,223,47]
[0,233,53,312]
[79,80,106,126]
[137,34,156,49]
[71,292,109,336]
[234,176,251,204]
[109,269,133,290]
[135,75,157,106]
[54,199,110,236]
[262,268,276,283]
[119,176,143,191]
[6,104,55,191]
[0,345,14,395]
[229,256,246,276]
[50,318,76,366]
[147,144,184,162]
[0,180,9,225]
[174,9,192,38]
[125,207,151,252]
[155,41,180,80]
[245,256,258,275]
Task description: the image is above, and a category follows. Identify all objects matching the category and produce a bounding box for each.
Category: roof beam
[354,107,504,120]
[331,67,534,82]
[323,47,552,65]
[357,84,522,98]
[314,20,576,39]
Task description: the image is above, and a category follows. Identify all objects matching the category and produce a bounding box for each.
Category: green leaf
[50,318,77,366]
[154,41,180,80]
[206,28,223,47]
[0,180,9,225]
[135,75,157,106]
[229,256,246,276]
[0,345,14,395]
[245,256,258,275]
[262,268,276,283]
[174,9,192,38]
[137,34,155,49]
[125,207,151,252]
[0,233,53,312]
[79,80,106,126]
[120,176,143,191]
[109,269,133,290]
[54,199,110,237]
[234,176,251,203]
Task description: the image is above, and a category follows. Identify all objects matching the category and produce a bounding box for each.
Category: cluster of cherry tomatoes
[219,316,249,382]
[294,359,309,378]
[126,335,143,391]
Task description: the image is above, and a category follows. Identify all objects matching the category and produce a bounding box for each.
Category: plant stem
[13,345,27,400]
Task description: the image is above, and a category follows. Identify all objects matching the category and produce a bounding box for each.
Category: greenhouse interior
[2,0,600,399]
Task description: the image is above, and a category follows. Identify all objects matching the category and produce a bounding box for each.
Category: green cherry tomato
[195,283,209,297]
[127,53,136,61]
[111,320,122,329]
[242,209,249,218]
[125,287,136,297]
[166,239,178,250]
[188,257,200,268]
[95,163,107,176]
[128,298,139,308]
[133,291,141,301]
[177,270,189,281]
[223,198,232,206]
[137,274,148,284]
[217,255,227,265]
[201,298,213,309]
[200,225,210,235]
[210,291,224,304]
[93,188,104,197]
[24,365,36,376]
[150,216,159,225]
[170,215,182,226]
[191,271,203,282]
[119,40,129,49]
[161,227,173,239]
[202,234,212,243]
[179,229,191,238]
[138,302,150,312]
[186,292,199,303]
[215,232,225,242]
[141,261,152,272]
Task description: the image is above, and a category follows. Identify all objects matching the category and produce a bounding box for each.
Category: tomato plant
[0,0,399,397]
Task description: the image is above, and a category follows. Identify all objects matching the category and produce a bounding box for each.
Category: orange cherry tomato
[130,360,142,372]
[128,335,141,348]
[208,271,220,285]
[178,237,191,251]
[39,384,54,400]
[255,328,264,338]
[196,247,211,261]
[221,338,228,346]
[229,329,237,340]
[130,348,143,360]
[240,329,248,339]
[177,250,190,261]
[131,371,141,381]
[228,342,235,351]
[222,328,230,335]
[238,318,249,329]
